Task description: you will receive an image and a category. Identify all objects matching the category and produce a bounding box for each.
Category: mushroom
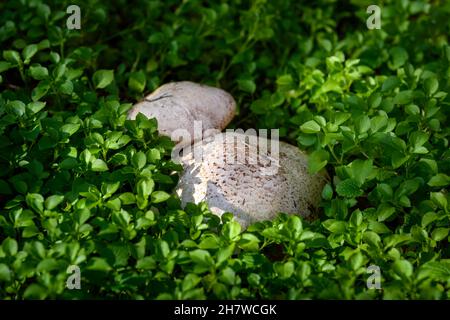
[175,132,328,228]
[129,82,327,228]
[127,81,236,146]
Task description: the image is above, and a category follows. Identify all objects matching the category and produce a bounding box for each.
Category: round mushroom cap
[127,81,236,145]
[175,132,328,228]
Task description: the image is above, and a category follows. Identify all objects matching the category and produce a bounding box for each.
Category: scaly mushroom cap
[127,81,236,145]
[175,132,328,228]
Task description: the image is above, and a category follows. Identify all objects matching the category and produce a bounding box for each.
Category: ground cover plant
[0,0,449,299]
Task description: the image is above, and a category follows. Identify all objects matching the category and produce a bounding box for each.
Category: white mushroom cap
[127,81,236,145]
[175,132,328,228]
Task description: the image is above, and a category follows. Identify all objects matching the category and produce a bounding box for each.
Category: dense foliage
[0,0,449,299]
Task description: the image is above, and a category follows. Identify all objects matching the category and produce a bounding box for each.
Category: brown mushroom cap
[175,132,328,228]
[127,81,236,145]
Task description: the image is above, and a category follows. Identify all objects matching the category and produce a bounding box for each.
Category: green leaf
[322,219,347,234]
[80,150,92,165]
[60,157,78,170]
[53,64,66,80]
[348,159,373,186]
[101,181,120,196]
[93,69,114,89]
[391,151,409,169]
[222,220,241,241]
[0,61,12,73]
[428,174,450,187]
[147,149,161,163]
[23,284,47,299]
[199,235,220,249]
[216,244,235,266]
[430,192,447,209]
[377,205,396,222]
[274,261,295,279]
[132,151,147,170]
[91,159,109,172]
[32,81,50,101]
[368,92,382,109]
[276,74,293,87]
[189,249,214,267]
[7,100,26,117]
[112,210,130,229]
[45,195,64,210]
[128,71,146,93]
[287,215,303,239]
[422,212,438,227]
[75,208,91,225]
[392,259,413,279]
[389,47,408,68]
[27,101,46,114]
[238,233,260,251]
[3,50,22,64]
[22,44,38,62]
[29,65,48,80]
[87,257,112,271]
[137,178,155,198]
[26,193,44,214]
[119,192,136,205]
[60,123,80,136]
[37,258,59,272]
[32,241,46,259]
[431,228,449,241]
[356,115,371,134]
[50,52,60,63]
[106,198,121,211]
[349,210,363,227]
[247,273,261,287]
[308,149,329,174]
[336,179,362,198]
[321,184,333,200]
[59,80,73,95]
[405,104,420,116]
[393,90,413,105]
[349,251,364,270]
[0,264,11,282]
[363,231,381,248]
[424,77,438,96]
[151,191,170,203]
[237,79,256,94]
[418,261,450,282]
[136,256,156,270]
[381,76,400,92]
[300,120,321,133]
[182,273,201,292]
[410,131,428,146]
[384,234,413,248]
[2,238,18,256]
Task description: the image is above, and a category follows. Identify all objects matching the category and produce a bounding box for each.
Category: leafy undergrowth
[0,0,449,299]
